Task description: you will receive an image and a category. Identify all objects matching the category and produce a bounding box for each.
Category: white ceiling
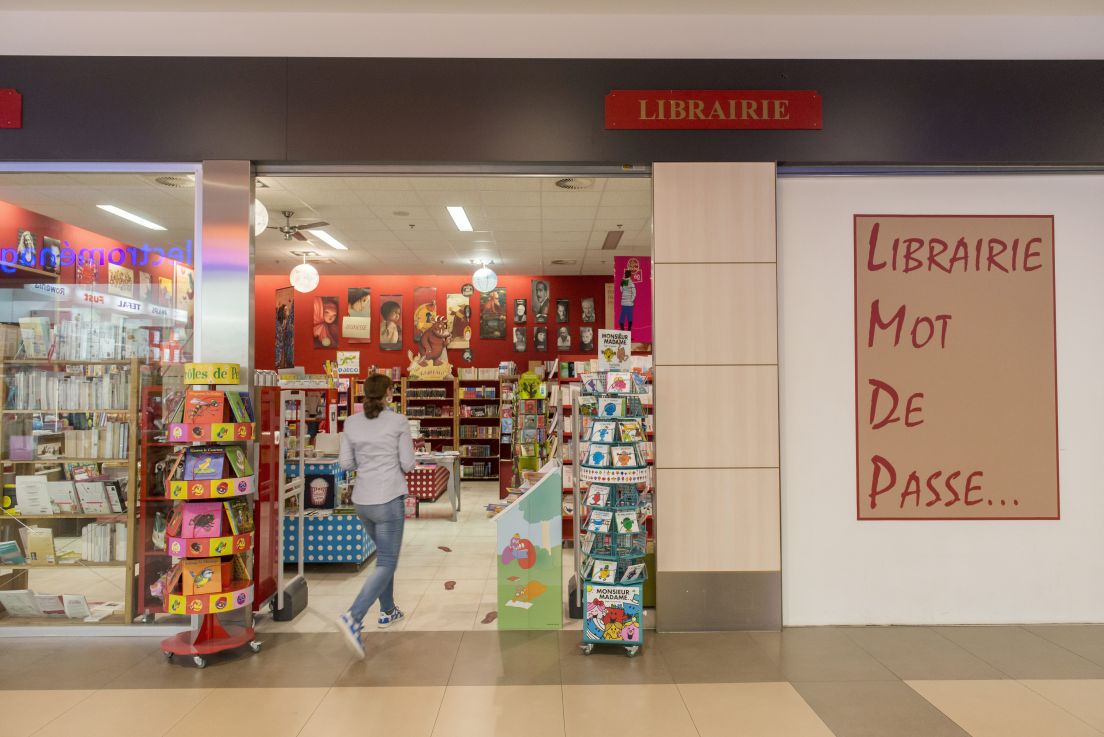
[1,0,1099,12]
[256,176,652,276]
[0,173,652,277]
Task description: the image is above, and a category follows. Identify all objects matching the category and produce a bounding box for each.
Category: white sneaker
[336,612,365,659]
[377,606,405,629]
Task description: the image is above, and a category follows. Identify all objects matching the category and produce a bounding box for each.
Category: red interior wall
[255,273,610,372]
[0,200,179,286]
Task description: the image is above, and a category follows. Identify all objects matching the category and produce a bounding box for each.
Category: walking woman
[336,374,416,658]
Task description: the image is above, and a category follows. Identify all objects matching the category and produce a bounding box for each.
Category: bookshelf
[458,378,501,481]
[498,376,516,497]
[0,356,142,625]
[402,377,458,452]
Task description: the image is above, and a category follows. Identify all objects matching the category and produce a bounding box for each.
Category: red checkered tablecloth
[406,465,450,502]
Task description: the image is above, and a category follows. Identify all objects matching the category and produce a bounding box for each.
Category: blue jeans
[349,495,406,623]
[618,305,634,330]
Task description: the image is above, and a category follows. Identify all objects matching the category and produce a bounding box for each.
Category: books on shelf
[19,526,56,564]
[14,475,52,515]
[182,502,224,538]
[79,522,126,562]
[224,498,254,535]
[3,367,131,411]
[35,594,65,617]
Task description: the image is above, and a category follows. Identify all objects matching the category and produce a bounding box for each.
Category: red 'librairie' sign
[0,89,22,129]
[605,89,821,130]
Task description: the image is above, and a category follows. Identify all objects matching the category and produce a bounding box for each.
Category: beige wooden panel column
[653,162,780,631]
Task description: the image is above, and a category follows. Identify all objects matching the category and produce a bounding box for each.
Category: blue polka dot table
[283,460,374,565]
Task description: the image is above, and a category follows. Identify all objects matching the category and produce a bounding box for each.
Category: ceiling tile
[542,205,598,220]
[599,189,652,206]
[355,190,425,207]
[341,177,415,191]
[277,176,352,191]
[603,178,652,190]
[415,191,483,208]
[478,178,544,191]
[542,219,593,232]
[596,205,652,221]
[485,219,541,232]
[483,205,541,220]
[541,191,603,207]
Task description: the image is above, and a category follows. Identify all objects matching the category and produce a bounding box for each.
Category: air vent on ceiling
[551,259,577,265]
[601,230,625,250]
[152,175,195,189]
[554,177,594,190]
[289,250,336,264]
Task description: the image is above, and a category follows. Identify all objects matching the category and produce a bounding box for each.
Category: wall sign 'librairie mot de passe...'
[604,90,822,130]
[854,214,1058,521]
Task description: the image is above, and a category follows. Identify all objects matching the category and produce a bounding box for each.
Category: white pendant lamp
[253,199,269,237]
[290,254,319,293]
[472,262,497,293]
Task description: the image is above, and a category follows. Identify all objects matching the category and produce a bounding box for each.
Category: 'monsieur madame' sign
[854,215,1058,520]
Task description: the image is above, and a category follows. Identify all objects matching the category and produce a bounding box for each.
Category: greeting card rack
[158,362,261,668]
[575,370,650,657]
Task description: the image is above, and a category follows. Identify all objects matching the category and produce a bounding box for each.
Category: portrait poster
[107,263,134,297]
[343,287,372,343]
[556,299,570,324]
[41,237,61,274]
[446,293,472,349]
[78,252,99,285]
[173,262,194,319]
[580,326,595,352]
[534,326,548,352]
[855,215,1057,520]
[305,475,336,510]
[158,276,173,304]
[274,287,295,369]
[479,287,507,339]
[379,295,403,350]
[556,325,572,351]
[15,229,36,268]
[514,298,528,324]
[581,297,596,324]
[613,256,653,343]
[313,296,340,349]
[512,327,527,352]
[138,271,152,300]
[532,279,550,323]
[413,286,438,341]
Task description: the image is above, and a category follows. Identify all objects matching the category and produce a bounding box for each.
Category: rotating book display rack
[577,370,649,657]
[156,363,261,668]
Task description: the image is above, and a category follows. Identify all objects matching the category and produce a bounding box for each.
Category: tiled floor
[9,626,1104,735]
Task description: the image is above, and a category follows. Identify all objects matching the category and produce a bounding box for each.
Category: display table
[412,452,461,521]
[282,459,374,566]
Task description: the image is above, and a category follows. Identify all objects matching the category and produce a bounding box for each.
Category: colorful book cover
[238,392,255,423]
[580,532,595,555]
[578,396,598,417]
[606,371,632,394]
[589,421,616,443]
[46,481,80,514]
[162,390,186,426]
[615,510,641,534]
[66,463,100,482]
[223,497,255,535]
[184,390,226,424]
[74,482,109,514]
[586,445,611,467]
[224,445,254,478]
[225,391,249,423]
[611,445,638,468]
[587,485,610,507]
[184,450,226,481]
[103,481,126,513]
[183,557,222,596]
[621,563,647,583]
[182,502,223,538]
[232,552,252,581]
[587,509,612,534]
[165,503,184,537]
[625,396,644,416]
[618,420,646,443]
[598,398,624,418]
[631,372,649,393]
[580,373,601,394]
[591,560,618,583]
[584,583,643,644]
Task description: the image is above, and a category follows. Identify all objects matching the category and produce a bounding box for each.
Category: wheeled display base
[161,613,262,669]
[580,642,641,658]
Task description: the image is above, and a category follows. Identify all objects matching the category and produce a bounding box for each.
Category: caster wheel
[193,656,207,669]
[625,646,640,658]
[580,644,595,656]
[163,651,174,661]
[249,640,263,653]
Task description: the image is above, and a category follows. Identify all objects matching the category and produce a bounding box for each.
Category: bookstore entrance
[251,172,656,634]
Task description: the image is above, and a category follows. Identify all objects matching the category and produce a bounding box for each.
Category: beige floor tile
[1,690,93,737]
[298,686,444,737]
[432,685,564,737]
[909,679,1103,737]
[165,687,328,737]
[1022,680,1104,732]
[679,683,835,737]
[427,577,489,596]
[564,684,696,737]
[33,688,211,737]
[471,597,501,630]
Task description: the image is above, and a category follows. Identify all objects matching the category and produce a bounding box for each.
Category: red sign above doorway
[605,89,822,131]
[0,89,22,129]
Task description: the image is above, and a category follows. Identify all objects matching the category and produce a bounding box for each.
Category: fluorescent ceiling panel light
[447,206,474,232]
[308,229,348,250]
[96,204,166,231]
[601,230,624,250]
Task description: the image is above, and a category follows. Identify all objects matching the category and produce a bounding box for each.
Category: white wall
[778,174,1104,625]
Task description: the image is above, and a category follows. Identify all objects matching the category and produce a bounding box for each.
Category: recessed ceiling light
[307,229,348,250]
[601,230,624,250]
[97,204,166,231]
[447,206,473,232]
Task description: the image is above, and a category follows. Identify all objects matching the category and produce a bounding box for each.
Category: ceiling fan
[268,210,330,241]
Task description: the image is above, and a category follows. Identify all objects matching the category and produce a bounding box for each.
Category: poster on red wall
[479,288,507,339]
[343,287,372,343]
[446,293,471,348]
[313,296,340,349]
[412,286,437,342]
[613,256,652,343]
[379,295,403,350]
[274,287,295,369]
